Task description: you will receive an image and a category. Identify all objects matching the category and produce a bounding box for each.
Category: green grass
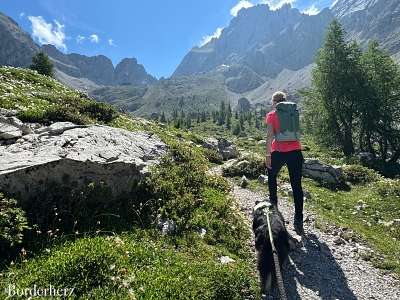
[304,178,400,274]
[0,232,259,299]
[0,67,117,124]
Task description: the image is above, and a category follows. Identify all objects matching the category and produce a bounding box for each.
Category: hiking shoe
[294,215,304,235]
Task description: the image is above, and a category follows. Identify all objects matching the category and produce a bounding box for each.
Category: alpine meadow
[0,1,400,299]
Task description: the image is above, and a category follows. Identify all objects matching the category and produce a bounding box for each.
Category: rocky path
[212,166,400,300]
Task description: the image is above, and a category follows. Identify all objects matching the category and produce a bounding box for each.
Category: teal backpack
[275,102,301,142]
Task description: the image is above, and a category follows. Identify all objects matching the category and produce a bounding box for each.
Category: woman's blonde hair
[272,91,287,103]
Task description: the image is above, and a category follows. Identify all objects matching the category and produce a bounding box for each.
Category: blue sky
[0,0,336,78]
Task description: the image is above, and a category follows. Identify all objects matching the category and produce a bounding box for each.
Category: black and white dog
[252,201,292,296]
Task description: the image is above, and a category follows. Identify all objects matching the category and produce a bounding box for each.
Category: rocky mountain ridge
[0,12,38,67]
[0,12,156,90]
[174,4,333,81]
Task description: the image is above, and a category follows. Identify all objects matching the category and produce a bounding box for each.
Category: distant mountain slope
[91,72,232,117]
[332,0,400,56]
[42,45,157,86]
[0,12,156,90]
[0,12,38,67]
[173,4,333,80]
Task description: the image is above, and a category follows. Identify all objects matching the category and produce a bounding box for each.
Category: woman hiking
[265,91,304,235]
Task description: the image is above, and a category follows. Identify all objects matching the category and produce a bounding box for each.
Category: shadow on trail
[283,233,357,300]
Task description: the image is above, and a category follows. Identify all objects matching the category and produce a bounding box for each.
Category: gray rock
[203,137,238,160]
[258,174,268,185]
[303,159,349,189]
[203,137,218,151]
[0,122,22,140]
[219,256,235,264]
[158,218,177,236]
[240,175,249,188]
[333,236,345,245]
[0,108,18,117]
[357,152,375,164]
[257,140,266,145]
[0,122,166,201]
[218,138,238,160]
[0,115,32,140]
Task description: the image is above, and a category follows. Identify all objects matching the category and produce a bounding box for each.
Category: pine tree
[239,114,245,131]
[255,114,261,129]
[30,52,54,77]
[232,122,241,136]
[360,41,400,163]
[160,112,166,123]
[226,114,232,130]
[218,101,226,125]
[201,112,206,122]
[303,20,365,156]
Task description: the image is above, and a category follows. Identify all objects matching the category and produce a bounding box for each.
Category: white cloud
[89,34,99,43]
[199,27,223,47]
[302,4,320,15]
[261,0,296,10]
[108,39,116,46]
[28,16,66,51]
[230,0,254,17]
[76,35,85,44]
[330,0,339,9]
[19,12,25,18]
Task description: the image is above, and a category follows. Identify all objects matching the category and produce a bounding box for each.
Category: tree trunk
[343,128,355,156]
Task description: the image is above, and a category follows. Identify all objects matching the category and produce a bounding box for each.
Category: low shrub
[204,148,223,164]
[147,142,249,256]
[342,164,380,185]
[0,233,259,299]
[374,179,400,198]
[222,154,264,179]
[0,193,29,259]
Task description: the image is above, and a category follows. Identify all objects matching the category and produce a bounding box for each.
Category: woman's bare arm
[265,123,274,168]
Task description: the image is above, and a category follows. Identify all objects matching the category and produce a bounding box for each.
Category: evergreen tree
[239,114,245,131]
[226,114,232,130]
[218,101,226,125]
[30,52,54,77]
[255,114,261,129]
[160,112,166,123]
[232,122,241,136]
[186,115,192,128]
[360,41,400,163]
[201,112,206,122]
[303,20,365,156]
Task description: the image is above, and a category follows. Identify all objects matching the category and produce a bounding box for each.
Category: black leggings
[267,150,304,218]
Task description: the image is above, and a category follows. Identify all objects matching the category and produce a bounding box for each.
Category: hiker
[265,91,304,235]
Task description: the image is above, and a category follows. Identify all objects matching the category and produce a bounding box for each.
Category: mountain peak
[173,4,333,78]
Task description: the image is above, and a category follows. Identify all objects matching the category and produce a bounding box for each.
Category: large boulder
[303,159,349,190]
[203,137,238,160]
[222,154,265,179]
[0,121,166,201]
[0,115,32,140]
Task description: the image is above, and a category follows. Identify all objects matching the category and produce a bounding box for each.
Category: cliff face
[42,45,156,86]
[114,58,157,85]
[0,12,38,67]
[173,4,334,79]
[332,0,400,55]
